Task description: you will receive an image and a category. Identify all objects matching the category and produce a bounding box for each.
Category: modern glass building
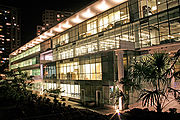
[9,0,180,108]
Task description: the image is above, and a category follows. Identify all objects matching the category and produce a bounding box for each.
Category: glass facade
[52,1,180,62]
[40,39,51,52]
[24,69,41,76]
[9,0,180,106]
[10,57,39,70]
[43,62,56,79]
[10,45,40,63]
[55,55,102,81]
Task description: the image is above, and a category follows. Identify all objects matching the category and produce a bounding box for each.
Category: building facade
[0,5,21,72]
[9,0,180,108]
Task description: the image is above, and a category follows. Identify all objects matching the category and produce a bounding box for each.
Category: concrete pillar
[40,64,43,79]
[116,50,124,82]
[116,50,125,110]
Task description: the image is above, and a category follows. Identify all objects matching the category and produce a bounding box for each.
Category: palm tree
[121,50,180,112]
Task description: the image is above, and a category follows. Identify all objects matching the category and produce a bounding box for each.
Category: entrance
[81,89,85,105]
[96,90,101,106]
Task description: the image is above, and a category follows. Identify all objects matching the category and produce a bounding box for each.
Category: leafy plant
[120,50,180,112]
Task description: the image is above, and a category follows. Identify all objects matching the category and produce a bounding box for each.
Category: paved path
[45,95,115,115]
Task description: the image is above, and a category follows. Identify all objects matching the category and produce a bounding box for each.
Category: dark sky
[0,0,96,44]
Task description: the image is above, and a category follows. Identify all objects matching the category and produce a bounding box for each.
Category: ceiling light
[62,21,72,28]
[54,25,64,32]
[81,8,95,18]
[71,15,83,23]
[45,32,54,37]
[96,0,109,11]
[36,39,44,42]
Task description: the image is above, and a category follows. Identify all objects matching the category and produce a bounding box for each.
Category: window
[56,55,102,80]
[87,18,97,36]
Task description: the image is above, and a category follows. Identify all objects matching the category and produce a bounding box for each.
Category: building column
[115,50,124,110]
[134,24,140,48]
[116,50,124,82]
[40,64,43,79]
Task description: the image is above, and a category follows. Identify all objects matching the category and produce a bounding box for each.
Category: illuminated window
[87,19,97,36]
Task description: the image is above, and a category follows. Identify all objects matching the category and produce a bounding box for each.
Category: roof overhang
[10,0,127,56]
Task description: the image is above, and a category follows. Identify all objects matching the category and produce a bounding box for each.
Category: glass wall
[52,1,130,59]
[56,54,102,80]
[43,82,80,99]
[132,0,180,18]
[43,62,56,79]
[53,32,69,48]
[40,39,51,52]
[51,1,180,62]
[60,83,80,99]
[134,6,180,48]
[23,69,40,76]
[10,57,38,70]
[10,45,40,63]
[98,2,129,32]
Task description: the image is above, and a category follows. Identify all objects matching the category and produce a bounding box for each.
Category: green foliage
[121,50,180,112]
[0,67,34,102]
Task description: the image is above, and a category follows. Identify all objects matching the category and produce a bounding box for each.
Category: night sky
[0,0,96,45]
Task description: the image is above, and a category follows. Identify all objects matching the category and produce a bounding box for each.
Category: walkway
[45,95,115,115]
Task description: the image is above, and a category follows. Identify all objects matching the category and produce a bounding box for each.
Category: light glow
[10,0,127,56]
[71,15,83,23]
[20,47,27,50]
[40,35,47,39]
[62,21,72,28]
[119,97,123,110]
[152,6,157,11]
[112,0,124,3]
[116,109,120,113]
[32,41,40,44]
[44,32,54,37]
[36,39,44,42]
[54,25,64,32]
[96,0,109,11]
[81,8,95,18]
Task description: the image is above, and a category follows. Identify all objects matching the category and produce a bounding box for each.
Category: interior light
[40,35,47,39]
[81,8,95,18]
[54,25,64,32]
[45,32,54,37]
[32,41,40,44]
[71,15,83,23]
[152,6,157,11]
[36,39,44,42]
[62,21,72,28]
[28,43,34,47]
[112,0,125,3]
[96,0,109,11]
[20,47,27,50]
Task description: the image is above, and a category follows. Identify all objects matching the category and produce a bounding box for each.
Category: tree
[121,50,180,112]
[1,67,34,103]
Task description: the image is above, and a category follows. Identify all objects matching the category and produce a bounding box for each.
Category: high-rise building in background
[0,5,21,72]
[37,10,74,36]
